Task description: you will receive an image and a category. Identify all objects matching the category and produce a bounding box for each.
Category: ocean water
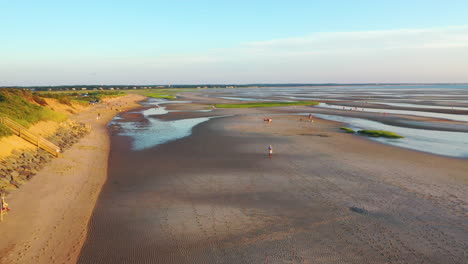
[207,84,468,102]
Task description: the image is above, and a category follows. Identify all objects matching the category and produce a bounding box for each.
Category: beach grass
[215,101,319,108]
[357,130,404,138]
[340,127,356,133]
[0,123,11,137]
[0,89,67,127]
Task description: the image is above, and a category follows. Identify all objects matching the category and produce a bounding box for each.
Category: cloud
[242,25,468,53]
[145,25,468,68]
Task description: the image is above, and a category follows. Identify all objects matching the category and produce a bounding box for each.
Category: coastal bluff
[0,93,145,264]
[0,121,90,192]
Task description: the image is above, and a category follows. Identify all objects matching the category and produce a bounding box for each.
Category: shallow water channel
[110,99,212,151]
[316,103,468,122]
[313,114,468,158]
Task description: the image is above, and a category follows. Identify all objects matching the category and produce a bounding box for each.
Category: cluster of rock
[0,121,91,193]
[48,121,91,150]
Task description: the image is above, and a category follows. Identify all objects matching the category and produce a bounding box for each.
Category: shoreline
[0,94,146,264]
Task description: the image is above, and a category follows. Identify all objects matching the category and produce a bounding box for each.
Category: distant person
[308,113,313,120]
[268,145,273,158]
[96,113,101,120]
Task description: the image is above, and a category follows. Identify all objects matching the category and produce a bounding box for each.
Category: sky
[1,0,468,85]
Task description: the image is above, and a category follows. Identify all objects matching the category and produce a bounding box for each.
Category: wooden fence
[0,117,61,157]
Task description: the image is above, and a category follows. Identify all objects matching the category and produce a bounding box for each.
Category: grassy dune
[0,89,68,137]
[215,101,319,108]
[39,91,125,104]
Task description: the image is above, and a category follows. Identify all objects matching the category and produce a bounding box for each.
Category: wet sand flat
[78,112,467,263]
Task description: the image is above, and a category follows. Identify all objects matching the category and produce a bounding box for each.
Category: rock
[11,171,20,179]
[20,170,31,179]
[10,180,20,188]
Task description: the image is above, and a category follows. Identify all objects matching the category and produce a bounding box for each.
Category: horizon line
[2,82,468,88]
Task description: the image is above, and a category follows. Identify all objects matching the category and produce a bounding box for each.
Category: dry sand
[78,103,467,263]
[0,94,145,264]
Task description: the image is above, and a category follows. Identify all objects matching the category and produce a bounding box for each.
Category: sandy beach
[0,94,145,264]
[77,98,467,263]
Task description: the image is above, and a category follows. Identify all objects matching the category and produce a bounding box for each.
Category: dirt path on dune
[78,112,467,264]
[0,94,145,264]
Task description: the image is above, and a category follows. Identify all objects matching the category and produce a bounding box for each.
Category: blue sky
[1,0,468,85]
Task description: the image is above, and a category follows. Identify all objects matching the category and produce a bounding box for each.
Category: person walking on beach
[268,145,273,159]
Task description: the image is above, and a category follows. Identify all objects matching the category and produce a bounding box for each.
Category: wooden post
[1,193,4,222]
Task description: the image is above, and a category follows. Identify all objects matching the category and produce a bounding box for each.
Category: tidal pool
[111,99,213,151]
[116,116,211,151]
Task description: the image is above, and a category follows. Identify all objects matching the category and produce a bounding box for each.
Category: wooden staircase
[0,117,61,157]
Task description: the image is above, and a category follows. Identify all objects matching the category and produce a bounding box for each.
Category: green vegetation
[39,91,125,104]
[127,88,198,100]
[340,127,355,133]
[0,123,12,137]
[142,93,177,100]
[0,89,67,137]
[357,130,404,138]
[215,101,319,108]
